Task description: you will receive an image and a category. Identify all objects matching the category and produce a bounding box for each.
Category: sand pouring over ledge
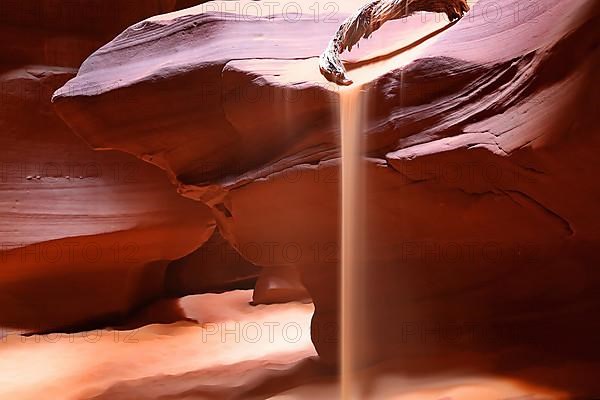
[340,85,368,399]
[5,0,596,398]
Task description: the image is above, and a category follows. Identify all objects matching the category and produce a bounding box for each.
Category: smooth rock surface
[1,291,598,400]
[0,0,210,67]
[253,266,311,305]
[0,65,215,333]
[53,0,600,385]
[0,291,318,400]
[165,229,260,297]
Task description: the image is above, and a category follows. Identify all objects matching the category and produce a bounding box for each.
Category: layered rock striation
[53,0,600,367]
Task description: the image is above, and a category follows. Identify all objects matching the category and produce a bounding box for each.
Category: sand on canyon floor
[0,290,592,400]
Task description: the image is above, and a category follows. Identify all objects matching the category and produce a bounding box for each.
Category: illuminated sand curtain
[340,85,367,399]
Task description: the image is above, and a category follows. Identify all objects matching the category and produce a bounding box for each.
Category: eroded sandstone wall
[51,0,600,367]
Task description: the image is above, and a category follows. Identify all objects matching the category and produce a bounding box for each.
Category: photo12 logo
[195,1,341,23]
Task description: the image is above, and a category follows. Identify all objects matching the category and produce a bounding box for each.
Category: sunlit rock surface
[253,266,311,305]
[1,291,597,400]
[0,291,319,400]
[53,0,600,393]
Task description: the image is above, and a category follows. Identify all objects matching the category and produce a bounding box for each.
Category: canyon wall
[51,0,600,371]
[0,0,268,333]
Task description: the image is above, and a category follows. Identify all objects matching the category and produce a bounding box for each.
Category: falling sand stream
[340,85,367,400]
[334,6,488,397]
[337,25,428,399]
[336,15,466,400]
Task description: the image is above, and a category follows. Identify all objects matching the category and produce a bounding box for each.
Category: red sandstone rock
[52,0,600,374]
[0,291,319,400]
[253,266,311,305]
[0,65,215,333]
[166,229,309,305]
[0,0,210,67]
[0,0,243,334]
[2,291,598,399]
[165,229,260,297]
